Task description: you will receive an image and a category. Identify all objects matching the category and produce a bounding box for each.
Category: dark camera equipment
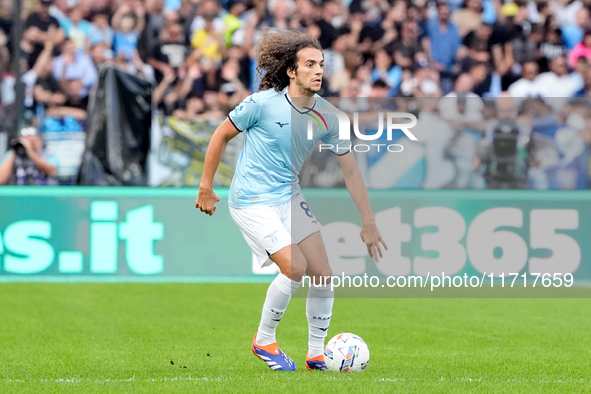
[9,139,28,159]
[484,119,527,189]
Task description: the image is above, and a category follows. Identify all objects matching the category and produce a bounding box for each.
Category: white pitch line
[1,377,590,384]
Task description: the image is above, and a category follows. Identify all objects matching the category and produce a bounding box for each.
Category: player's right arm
[195,118,240,216]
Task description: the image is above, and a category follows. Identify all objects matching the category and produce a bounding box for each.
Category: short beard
[294,72,320,97]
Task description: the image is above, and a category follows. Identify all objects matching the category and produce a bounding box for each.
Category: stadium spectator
[329,47,361,94]
[5,0,591,189]
[451,0,484,37]
[90,43,112,67]
[469,61,501,97]
[0,127,59,185]
[0,0,13,37]
[176,0,199,37]
[399,65,440,97]
[267,0,295,31]
[24,0,65,67]
[291,0,316,30]
[339,77,362,98]
[426,2,461,93]
[370,48,401,97]
[461,24,492,71]
[462,24,493,62]
[389,20,425,69]
[112,47,155,82]
[538,26,568,72]
[89,12,114,47]
[173,61,202,103]
[322,31,347,80]
[0,25,11,104]
[574,64,591,96]
[489,2,530,90]
[368,79,390,97]
[524,97,561,137]
[21,49,44,108]
[112,1,145,62]
[535,55,580,100]
[48,0,72,24]
[138,0,166,61]
[21,40,86,119]
[561,6,590,50]
[200,89,225,119]
[569,29,591,67]
[555,0,583,28]
[223,0,247,47]
[60,5,93,51]
[508,61,540,99]
[312,0,343,50]
[149,21,188,83]
[217,57,247,101]
[52,39,98,99]
[189,0,225,62]
[572,54,589,88]
[153,64,178,114]
[172,90,204,120]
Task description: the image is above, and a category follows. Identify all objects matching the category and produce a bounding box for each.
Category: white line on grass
[2,377,591,384]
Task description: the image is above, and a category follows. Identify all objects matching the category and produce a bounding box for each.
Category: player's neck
[287,85,315,108]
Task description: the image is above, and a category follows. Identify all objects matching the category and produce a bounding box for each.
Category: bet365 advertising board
[0,187,589,289]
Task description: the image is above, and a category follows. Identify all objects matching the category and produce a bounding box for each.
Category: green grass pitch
[0,283,590,393]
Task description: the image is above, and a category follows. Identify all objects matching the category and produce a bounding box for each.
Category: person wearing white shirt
[555,0,583,28]
[535,56,580,96]
[508,61,541,101]
[534,56,580,110]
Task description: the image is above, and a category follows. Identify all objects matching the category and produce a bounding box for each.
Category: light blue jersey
[227,88,351,209]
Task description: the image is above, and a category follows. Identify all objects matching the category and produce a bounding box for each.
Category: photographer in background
[477,94,533,189]
[0,127,59,185]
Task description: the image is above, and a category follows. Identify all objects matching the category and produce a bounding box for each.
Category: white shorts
[229,193,322,268]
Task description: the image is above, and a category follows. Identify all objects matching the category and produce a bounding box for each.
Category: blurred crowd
[300,95,591,190]
[0,0,591,187]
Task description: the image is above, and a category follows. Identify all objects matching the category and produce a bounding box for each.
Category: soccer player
[195,31,386,371]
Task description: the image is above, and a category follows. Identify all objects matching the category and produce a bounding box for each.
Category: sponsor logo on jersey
[233,103,246,117]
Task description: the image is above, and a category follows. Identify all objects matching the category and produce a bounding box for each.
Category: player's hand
[360,220,388,263]
[195,187,220,216]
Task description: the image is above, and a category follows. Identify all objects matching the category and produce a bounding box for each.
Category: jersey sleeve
[320,110,352,155]
[227,95,260,132]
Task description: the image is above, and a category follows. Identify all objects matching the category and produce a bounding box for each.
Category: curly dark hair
[256,30,322,92]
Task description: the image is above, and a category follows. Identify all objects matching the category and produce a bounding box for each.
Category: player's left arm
[337,151,388,262]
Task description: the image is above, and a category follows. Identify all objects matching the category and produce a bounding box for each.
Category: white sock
[256,273,301,346]
[306,283,334,358]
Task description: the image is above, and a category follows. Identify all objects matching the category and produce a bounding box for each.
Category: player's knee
[321,267,333,278]
[309,268,333,283]
[291,262,307,282]
[278,260,307,282]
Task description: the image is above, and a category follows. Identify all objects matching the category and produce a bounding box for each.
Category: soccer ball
[324,333,370,372]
